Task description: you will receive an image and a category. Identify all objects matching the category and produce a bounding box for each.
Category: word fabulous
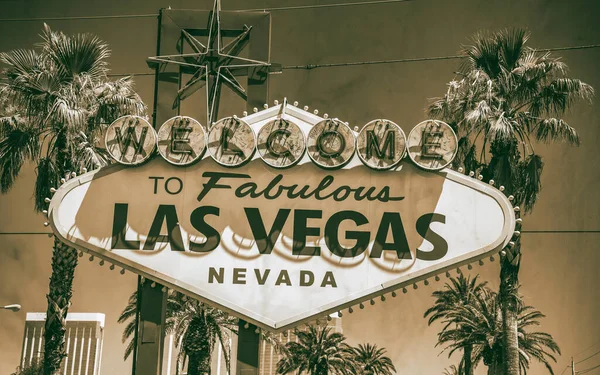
[105,112,458,171]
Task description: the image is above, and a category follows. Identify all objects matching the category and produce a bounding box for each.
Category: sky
[1,0,600,374]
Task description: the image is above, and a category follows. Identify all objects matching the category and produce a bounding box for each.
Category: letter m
[366,130,395,160]
[114,126,149,158]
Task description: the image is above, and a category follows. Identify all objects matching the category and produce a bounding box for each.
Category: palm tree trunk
[187,353,211,375]
[486,357,504,375]
[500,242,521,375]
[464,345,473,375]
[43,237,79,375]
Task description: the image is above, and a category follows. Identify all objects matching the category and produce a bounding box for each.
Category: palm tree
[351,343,395,375]
[0,25,145,374]
[427,28,593,374]
[118,291,238,375]
[442,365,461,375]
[424,274,487,375]
[169,295,238,375]
[117,290,186,361]
[277,325,355,375]
[11,359,43,375]
[437,283,560,375]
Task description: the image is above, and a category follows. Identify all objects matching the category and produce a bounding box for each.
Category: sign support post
[133,9,169,374]
[133,277,168,375]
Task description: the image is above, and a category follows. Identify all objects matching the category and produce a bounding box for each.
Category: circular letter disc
[157,116,207,166]
[406,120,457,170]
[105,115,157,165]
[307,119,355,169]
[207,117,256,167]
[356,119,406,170]
[257,118,306,168]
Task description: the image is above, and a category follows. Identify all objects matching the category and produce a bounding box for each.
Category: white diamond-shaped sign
[49,104,515,332]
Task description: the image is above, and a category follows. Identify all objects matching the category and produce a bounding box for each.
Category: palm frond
[497,28,529,71]
[531,78,594,116]
[41,23,110,81]
[0,119,40,193]
[34,157,60,212]
[462,32,502,78]
[535,118,580,145]
[0,49,41,80]
[517,153,544,213]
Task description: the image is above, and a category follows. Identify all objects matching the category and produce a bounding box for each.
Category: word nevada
[105,107,458,171]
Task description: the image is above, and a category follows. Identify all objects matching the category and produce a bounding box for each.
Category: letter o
[307,119,355,169]
[165,177,183,195]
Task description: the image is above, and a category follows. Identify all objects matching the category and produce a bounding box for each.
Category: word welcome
[105,115,455,171]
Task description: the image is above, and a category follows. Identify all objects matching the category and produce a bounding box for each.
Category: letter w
[115,126,149,156]
[245,208,290,254]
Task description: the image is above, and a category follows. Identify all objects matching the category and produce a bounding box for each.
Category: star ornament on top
[147,0,278,125]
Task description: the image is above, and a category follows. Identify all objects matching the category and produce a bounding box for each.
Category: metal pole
[150,9,163,128]
[131,276,141,375]
[133,12,168,373]
[133,280,168,375]
[572,357,575,375]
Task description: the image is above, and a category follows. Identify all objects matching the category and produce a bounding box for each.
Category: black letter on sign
[325,211,370,258]
[245,208,290,254]
[320,272,337,288]
[111,203,140,250]
[370,212,411,259]
[416,213,448,261]
[254,269,271,285]
[115,126,149,157]
[171,124,192,154]
[197,172,249,202]
[300,270,314,286]
[143,205,185,251]
[221,126,245,158]
[208,267,224,283]
[233,268,247,284]
[293,210,322,256]
[189,206,221,253]
[366,130,395,160]
[275,270,292,286]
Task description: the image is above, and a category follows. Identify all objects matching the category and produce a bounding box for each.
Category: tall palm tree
[424,274,487,375]
[118,291,238,375]
[277,325,355,375]
[442,365,461,375]
[117,290,186,361]
[0,25,145,374]
[169,295,238,375]
[350,343,395,375]
[427,28,593,374]
[11,358,43,375]
[437,284,560,375]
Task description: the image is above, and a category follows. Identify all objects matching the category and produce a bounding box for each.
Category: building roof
[25,312,106,328]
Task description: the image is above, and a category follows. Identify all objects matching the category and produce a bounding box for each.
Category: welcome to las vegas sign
[47,99,516,332]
